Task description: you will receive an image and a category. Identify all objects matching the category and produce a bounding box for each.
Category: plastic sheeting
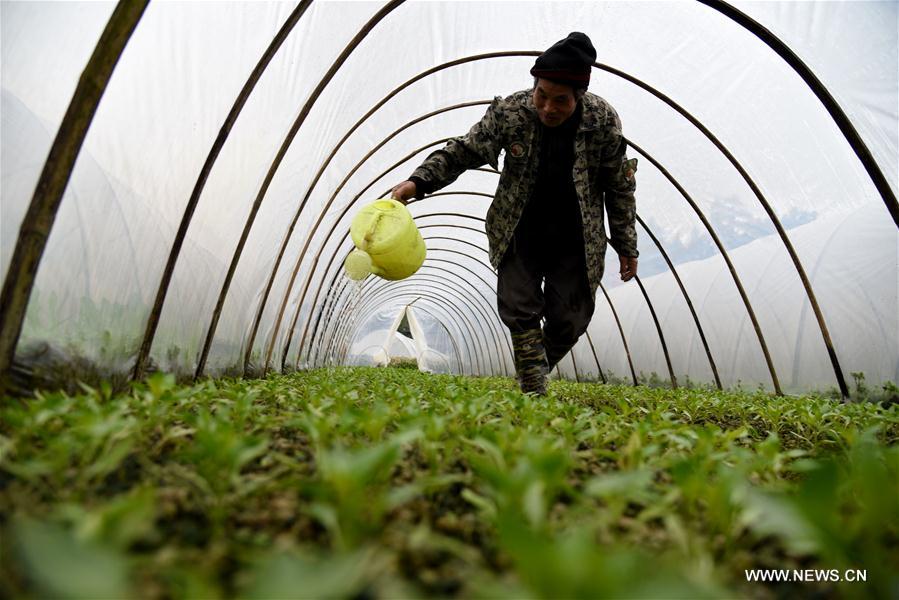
[572,202,898,392]
[1,1,896,392]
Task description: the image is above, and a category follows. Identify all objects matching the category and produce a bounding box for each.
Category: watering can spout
[344,249,387,280]
[344,249,372,280]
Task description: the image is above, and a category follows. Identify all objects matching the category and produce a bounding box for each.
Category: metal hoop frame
[336,285,486,375]
[2,2,890,398]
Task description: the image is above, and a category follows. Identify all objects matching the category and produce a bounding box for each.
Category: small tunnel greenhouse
[1,1,897,598]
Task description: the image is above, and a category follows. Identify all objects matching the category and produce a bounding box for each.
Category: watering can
[344,198,426,281]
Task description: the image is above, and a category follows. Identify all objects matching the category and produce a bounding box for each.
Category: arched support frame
[3,6,885,397]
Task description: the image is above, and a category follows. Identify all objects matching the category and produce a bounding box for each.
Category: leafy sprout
[1,367,896,598]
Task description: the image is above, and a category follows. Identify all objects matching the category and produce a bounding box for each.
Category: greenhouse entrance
[346,302,454,374]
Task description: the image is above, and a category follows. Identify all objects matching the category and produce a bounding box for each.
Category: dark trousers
[497,240,596,368]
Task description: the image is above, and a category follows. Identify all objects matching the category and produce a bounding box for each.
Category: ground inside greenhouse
[1,367,897,598]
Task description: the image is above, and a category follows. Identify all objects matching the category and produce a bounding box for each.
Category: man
[392,32,638,395]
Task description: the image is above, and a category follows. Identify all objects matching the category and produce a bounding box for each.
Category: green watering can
[344,199,426,281]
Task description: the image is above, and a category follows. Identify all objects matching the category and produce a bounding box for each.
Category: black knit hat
[530,32,596,88]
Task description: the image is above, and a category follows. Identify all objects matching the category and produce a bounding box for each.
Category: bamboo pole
[0,0,149,389]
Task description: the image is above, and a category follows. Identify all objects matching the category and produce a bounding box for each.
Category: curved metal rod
[301,242,508,369]
[352,266,505,374]
[430,255,513,372]
[251,52,568,376]
[318,252,510,376]
[132,0,313,380]
[303,223,512,374]
[293,52,836,394]
[300,223,492,371]
[597,61,843,396]
[429,161,723,388]
[304,207,624,383]
[269,137,453,374]
[634,276,677,389]
[320,267,511,377]
[307,255,366,366]
[336,274,499,376]
[282,128,765,394]
[192,0,405,380]
[335,291,475,375]
[541,317,564,383]
[313,213,612,383]
[598,282,639,386]
[265,97,507,372]
[403,189,716,389]
[289,215,474,371]
[335,286,484,376]
[618,53,849,395]
[699,0,898,227]
[312,55,848,395]
[620,141,728,389]
[636,216,720,389]
[626,139,778,391]
[583,332,607,384]
[569,343,581,383]
[301,219,510,372]
[320,255,509,375]
[334,288,480,375]
[295,156,708,390]
[412,264,511,369]
[419,223,488,237]
[348,256,512,366]
[317,269,376,366]
[255,101,491,373]
[0,0,150,382]
[637,217,721,389]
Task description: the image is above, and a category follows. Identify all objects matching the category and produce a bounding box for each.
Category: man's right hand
[390,180,417,205]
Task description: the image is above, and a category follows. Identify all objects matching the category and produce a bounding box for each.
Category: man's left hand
[619,255,638,282]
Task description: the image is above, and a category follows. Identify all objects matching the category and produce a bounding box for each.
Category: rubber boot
[511,328,548,396]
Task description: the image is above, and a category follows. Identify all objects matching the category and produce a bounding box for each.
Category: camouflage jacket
[410,89,638,296]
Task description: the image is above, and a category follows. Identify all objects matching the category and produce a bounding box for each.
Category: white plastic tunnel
[1,1,896,395]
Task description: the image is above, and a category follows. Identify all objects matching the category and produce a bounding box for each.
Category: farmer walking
[392,32,639,395]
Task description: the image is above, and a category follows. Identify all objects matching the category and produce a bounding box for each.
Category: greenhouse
[1,1,897,598]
